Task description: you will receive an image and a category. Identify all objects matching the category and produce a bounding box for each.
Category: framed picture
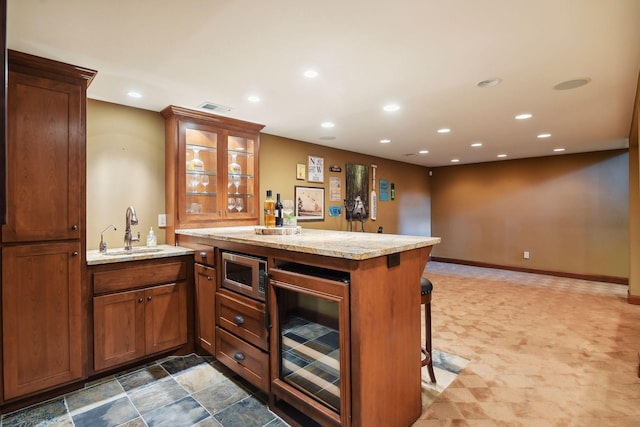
[296,163,306,180]
[307,155,324,183]
[295,186,325,221]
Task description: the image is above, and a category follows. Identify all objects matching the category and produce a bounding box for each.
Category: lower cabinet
[195,264,216,355]
[2,242,84,400]
[90,257,191,372]
[94,282,188,371]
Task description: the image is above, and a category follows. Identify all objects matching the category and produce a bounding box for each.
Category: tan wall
[629,71,640,300]
[87,100,166,251]
[258,133,431,235]
[85,101,432,252]
[431,150,629,280]
[86,100,630,281]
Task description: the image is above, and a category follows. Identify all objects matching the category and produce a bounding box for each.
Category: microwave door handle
[262,271,271,330]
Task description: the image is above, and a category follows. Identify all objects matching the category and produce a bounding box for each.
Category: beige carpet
[415,262,640,426]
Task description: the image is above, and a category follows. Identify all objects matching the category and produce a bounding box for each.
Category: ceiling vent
[198,102,233,113]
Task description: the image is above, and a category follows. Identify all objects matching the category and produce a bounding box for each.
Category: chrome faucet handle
[99,224,117,253]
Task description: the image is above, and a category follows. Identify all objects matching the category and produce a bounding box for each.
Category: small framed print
[307,155,324,183]
[295,186,325,221]
[296,163,306,180]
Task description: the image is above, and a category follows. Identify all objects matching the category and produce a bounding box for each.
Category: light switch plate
[158,214,167,227]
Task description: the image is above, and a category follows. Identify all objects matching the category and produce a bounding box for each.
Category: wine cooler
[269,261,351,427]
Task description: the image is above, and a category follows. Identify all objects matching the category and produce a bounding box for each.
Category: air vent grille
[198,102,233,113]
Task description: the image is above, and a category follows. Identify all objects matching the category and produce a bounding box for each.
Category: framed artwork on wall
[307,155,324,183]
[296,163,306,180]
[295,186,324,221]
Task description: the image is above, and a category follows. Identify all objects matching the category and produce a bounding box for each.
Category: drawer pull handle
[234,352,245,362]
[72,224,78,230]
[233,315,245,325]
[138,298,143,303]
[72,251,78,256]
[199,251,207,258]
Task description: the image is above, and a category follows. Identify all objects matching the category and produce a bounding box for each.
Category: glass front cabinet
[162,106,264,243]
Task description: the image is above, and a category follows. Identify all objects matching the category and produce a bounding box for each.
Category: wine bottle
[264,190,276,228]
[275,193,284,227]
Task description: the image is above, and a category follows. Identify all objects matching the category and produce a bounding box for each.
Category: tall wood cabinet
[162,106,264,244]
[1,51,96,401]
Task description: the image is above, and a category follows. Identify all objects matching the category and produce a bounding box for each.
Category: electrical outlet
[524,251,530,259]
[158,214,167,227]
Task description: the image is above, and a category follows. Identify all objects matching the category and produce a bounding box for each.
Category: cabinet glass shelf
[187,191,216,196]
[186,144,217,153]
[228,149,255,157]
[187,170,217,176]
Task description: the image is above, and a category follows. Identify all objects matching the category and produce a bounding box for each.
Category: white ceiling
[7,0,640,167]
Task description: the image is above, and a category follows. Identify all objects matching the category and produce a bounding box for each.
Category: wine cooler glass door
[270,265,350,426]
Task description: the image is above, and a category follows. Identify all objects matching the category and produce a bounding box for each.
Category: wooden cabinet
[2,51,94,243]
[90,257,191,372]
[1,242,83,400]
[215,289,270,392]
[1,51,95,402]
[195,264,216,355]
[162,106,264,244]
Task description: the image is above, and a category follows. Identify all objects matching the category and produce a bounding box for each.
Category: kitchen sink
[105,247,164,256]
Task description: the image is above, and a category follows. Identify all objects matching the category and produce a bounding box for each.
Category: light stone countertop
[176,226,440,260]
[87,244,194,266]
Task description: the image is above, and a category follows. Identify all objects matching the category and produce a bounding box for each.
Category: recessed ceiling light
[451,158,460,163]
[321,122,335,128]
[554,78,591,90]
[537,133,552,139]
[497,154,507,158]
[437,128,451,134]
[477,78,502,88]
[383,103,400,112]
[247,95,260,103]
[380,139,391,144]
[303,69,319,78]
[515,113,532,120]
[471,142,483,147]
[553,148,566,152]
[127,91,142,98]
[419,150,429,154]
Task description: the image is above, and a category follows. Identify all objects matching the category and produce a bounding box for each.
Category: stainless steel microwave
[221,251,267,301]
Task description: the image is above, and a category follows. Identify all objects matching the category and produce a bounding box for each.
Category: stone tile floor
[0,354,288,427]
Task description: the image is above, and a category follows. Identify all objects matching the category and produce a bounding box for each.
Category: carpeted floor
[416,261,640,426]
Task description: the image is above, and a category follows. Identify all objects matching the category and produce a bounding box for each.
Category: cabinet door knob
[233,352,245,362]
[147,296,152,301]
[138,298,143,303]
[72,224,78,230]
[233,315,245,325]
[199,251,207,258]
[72,251,78,256]
[206,276,212,281]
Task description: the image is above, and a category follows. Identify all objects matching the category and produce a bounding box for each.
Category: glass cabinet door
[226,133,256,217]
[183,127,219,219]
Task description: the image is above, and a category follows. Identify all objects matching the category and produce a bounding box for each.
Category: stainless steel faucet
[99,224,117,253]
[124,206,140,250]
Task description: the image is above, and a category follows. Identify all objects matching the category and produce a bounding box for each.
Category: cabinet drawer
[216,326,269,392]
[93,261,187,294]
[217,291,268,350]
[180,242,215,266]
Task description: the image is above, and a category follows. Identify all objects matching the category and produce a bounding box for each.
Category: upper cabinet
[2,50,96,243]
[162,106,264,243]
